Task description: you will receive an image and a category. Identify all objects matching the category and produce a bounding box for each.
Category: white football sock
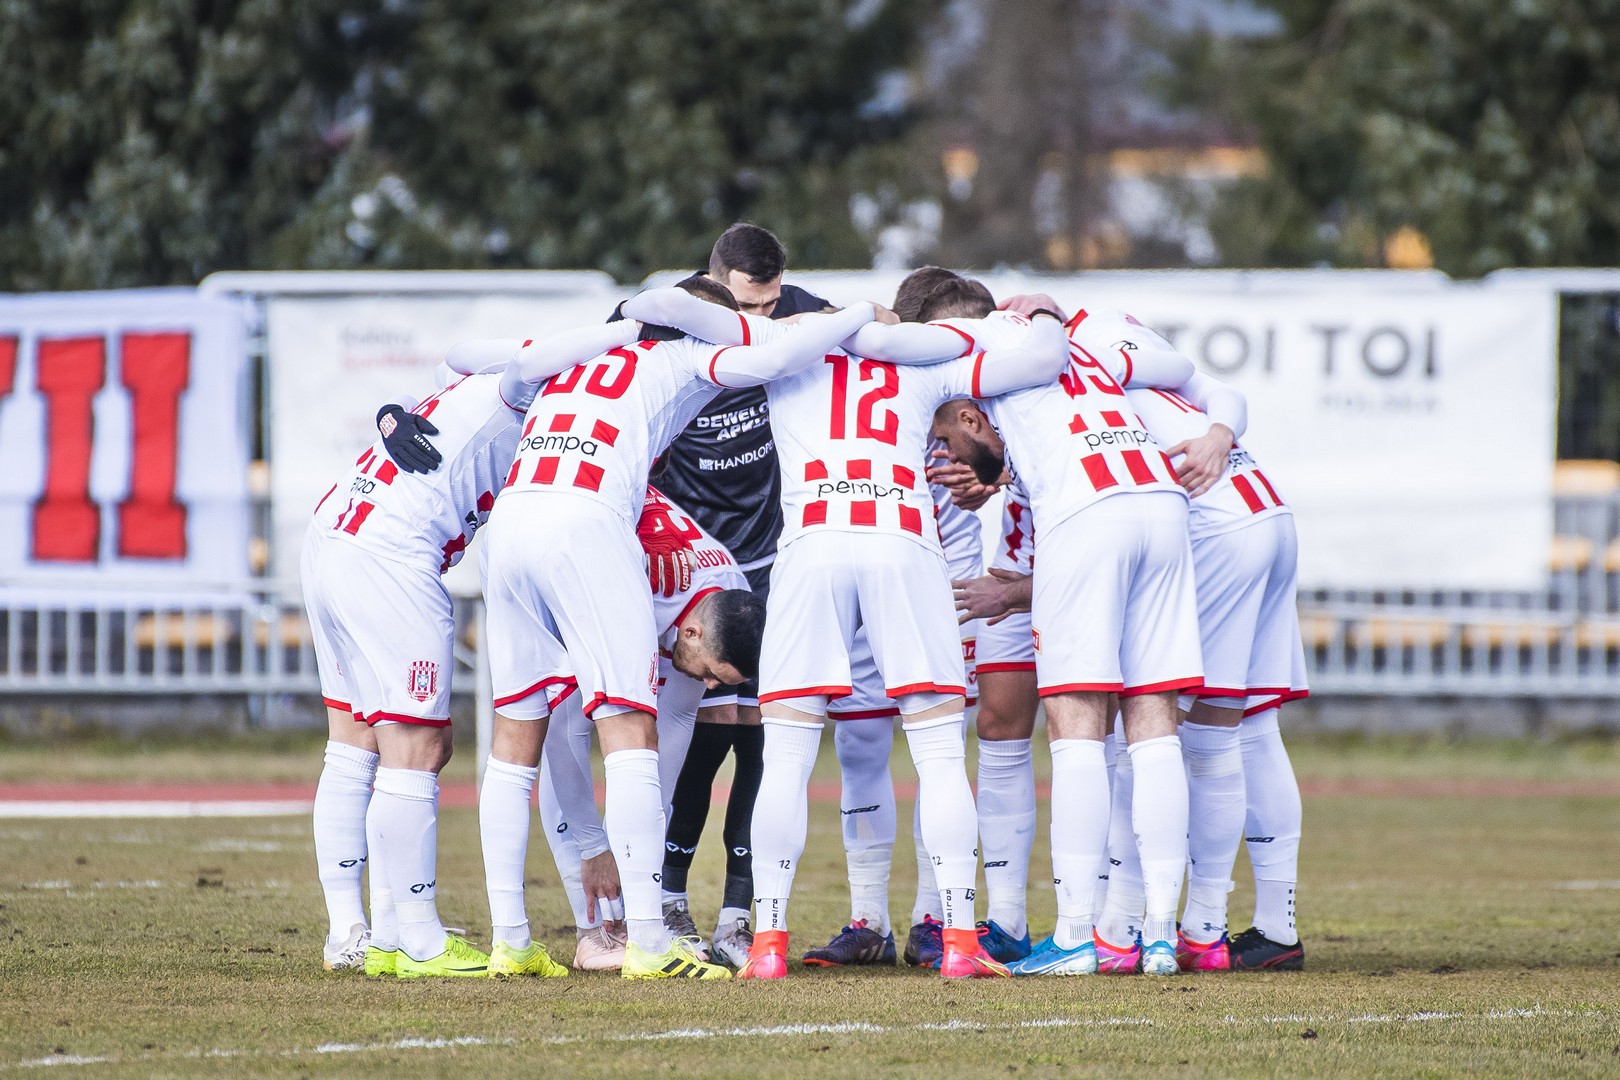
[1129,734,1189,948]
[1093,731,1118,924]
[1241,714,1302,945]
[904,715,977,930]
[1048,738,1110,950]
[536,749,594,929]
[977,736,1034,938]
[750,718,823,933]
[1096,735,1143,945]
[1180,721,1245,943]
[372,766,446,960]
[313,740,376,940]
[603,748,669,953]
[365,792,397,951]
[911,806,940,926]
[835,718,896,932]
[479,756,537,949]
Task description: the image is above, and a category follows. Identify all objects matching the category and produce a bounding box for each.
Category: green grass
[2,733,1619,1077]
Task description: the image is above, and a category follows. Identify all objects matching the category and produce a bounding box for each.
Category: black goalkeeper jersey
[647,282,827,568]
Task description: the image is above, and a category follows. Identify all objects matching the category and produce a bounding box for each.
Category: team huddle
[302,224,1308,982]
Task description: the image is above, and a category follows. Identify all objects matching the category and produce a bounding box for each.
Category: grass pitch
[2,731,1619,1077]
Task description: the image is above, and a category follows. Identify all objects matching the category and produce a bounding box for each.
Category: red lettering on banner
[117,332,189,559]
[33,337,106,562]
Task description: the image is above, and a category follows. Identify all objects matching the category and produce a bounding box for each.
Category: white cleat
[322,922,370,971]
[1140,939,1179,976]
[710,915,755,969]
[574,923,628,971]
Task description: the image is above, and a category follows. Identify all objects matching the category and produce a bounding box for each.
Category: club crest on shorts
[407,660,439,702]
[1032,628,1042,654]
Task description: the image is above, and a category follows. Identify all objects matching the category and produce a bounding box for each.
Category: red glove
[637,495,695,598]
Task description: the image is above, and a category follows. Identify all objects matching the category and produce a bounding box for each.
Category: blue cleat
[1005,935,1098,976]
[1140,938,1179,976]
[802,920,897,967]
[978,919,1033,963]
[903,915,945,969]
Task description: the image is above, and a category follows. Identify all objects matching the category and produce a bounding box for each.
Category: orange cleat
[939,926,1011,979]
[738,929,789,980]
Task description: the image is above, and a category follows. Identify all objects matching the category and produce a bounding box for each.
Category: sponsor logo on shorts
[1032,628,1042,654]
[649,655,660,693]
[407,660,439,702]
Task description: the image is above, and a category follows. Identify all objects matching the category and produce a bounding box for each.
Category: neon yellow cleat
[394,934,490,978]
[363,946,399,977]
[621,938,733,980]
[488,941,569,978]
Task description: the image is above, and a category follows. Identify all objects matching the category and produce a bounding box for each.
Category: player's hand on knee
[376,404,443,473]
[1166,423,1235,498]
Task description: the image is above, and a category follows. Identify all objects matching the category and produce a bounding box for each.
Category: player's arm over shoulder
[944,310,1069,398]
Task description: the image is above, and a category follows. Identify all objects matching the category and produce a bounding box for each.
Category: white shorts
[976,609,1035,675]
[759,531,966,706]
[829,618,979,719]
[1031,492,1202,697]
[485,493,660,721]
[1187,514,1310,706]
[301,525,454,727]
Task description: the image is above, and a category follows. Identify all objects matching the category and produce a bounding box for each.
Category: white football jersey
[988,476,1035,576]
[974,311,1185,532]
[1127,387,1289,537]
[312,372,520,573]
[932,469,985,582]
[501,338,730,526]
[647,486,749,647]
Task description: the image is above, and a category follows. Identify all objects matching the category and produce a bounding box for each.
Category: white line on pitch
[0,801,310,819]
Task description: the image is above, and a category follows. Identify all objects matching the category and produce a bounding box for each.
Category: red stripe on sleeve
[936,323,976,355]
[708,346,738,388]
[971,351,985,399]
[738,313,751,346]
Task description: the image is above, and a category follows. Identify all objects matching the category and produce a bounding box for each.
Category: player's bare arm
[953,568,1033,625]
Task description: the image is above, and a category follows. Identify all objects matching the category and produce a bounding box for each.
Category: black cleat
[802,920,897,967]
[1228,927,1304,971]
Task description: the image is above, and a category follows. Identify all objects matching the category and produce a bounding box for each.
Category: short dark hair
[896,267,995,323]
[706,588,767,680]
[639,273,740,341]
[709,223,787,284]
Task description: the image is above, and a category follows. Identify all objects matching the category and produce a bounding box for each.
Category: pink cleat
[738,930,789,980]
[1176,929,1230,972]
[939,927,1011,979]
[1094,931,1142,974]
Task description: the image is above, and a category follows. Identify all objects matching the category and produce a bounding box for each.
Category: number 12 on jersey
[825,354,899,446]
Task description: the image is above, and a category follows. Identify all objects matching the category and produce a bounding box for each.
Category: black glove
[376,404,442,473]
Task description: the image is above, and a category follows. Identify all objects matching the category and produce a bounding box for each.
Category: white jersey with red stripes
[501,337,733,526]
[647,486,750,650]
[764,347,991,557]
[1127,386,1290,538]
[988,476,1035,576]
[972,317,1185,533]
[312,372,519,573]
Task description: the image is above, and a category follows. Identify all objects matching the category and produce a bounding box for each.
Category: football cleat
[710,915,755,969]
[1094,930,1143,974]
[1005,935,1098,976]
[573,923,627,971]
[737,929,789,980]
[622,937,732,980]
[488,941,569,978]
[1228,927,1305,971]
[394,933,490,978]
[363,945,399,977]
[802,920,897,967]
[1176,928,1230,972]
[661,898,708,959]
[322,922,370,972]
[903,915,945,969]
[1140,939,1179,976]
[978,919,1033,964]
[939,926,1011,978]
